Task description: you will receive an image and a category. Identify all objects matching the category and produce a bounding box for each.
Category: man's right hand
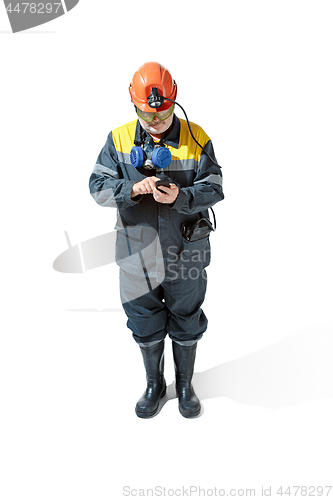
[131,176,161,198]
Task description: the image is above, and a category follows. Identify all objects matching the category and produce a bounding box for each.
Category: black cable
[164,97,220,230]
[145,90,220,227]
[164,97,221,169]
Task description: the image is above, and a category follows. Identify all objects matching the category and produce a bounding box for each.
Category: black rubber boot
[172,341,201,418]
[135,340,167,418]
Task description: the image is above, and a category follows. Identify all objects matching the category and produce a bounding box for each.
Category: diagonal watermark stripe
[53,227,166,304]
[63,0,79,11]
[3,0,80,33]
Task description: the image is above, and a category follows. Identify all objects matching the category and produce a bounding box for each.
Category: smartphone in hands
[155,179,171,192]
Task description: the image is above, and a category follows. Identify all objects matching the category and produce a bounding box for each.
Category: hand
[130,177,161,197]
[153,183,179,204]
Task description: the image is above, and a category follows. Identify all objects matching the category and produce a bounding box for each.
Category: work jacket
[89,115,224,279]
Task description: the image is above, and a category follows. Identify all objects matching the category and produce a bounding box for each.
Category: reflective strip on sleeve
[193,174,223,187]
[93,163,120,178]
[91,187,117,207]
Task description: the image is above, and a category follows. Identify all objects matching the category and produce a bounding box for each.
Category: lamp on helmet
[129,62,177,113]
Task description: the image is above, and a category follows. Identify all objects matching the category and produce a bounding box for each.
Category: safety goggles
[136,104,175,123]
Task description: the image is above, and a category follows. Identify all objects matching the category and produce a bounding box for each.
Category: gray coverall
[89,115,224,344]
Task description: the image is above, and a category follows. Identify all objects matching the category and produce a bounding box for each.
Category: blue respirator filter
[130,146,171,169]
[130,147,145,169]
[152,147,171,169]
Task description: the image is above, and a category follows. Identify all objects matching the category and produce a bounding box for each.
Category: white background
[1,1,333,499]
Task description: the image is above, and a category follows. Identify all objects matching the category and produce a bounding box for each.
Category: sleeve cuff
[170,189,187,212]
[123,180,143,206]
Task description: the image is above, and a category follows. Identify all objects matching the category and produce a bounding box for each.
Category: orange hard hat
[129,62,177,112]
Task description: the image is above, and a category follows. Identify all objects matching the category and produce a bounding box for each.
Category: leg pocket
[180,236,211,272]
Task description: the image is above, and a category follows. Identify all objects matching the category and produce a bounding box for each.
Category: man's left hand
[153,183,179,204]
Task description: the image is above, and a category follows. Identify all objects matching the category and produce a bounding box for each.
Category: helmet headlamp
[147,87,164,108]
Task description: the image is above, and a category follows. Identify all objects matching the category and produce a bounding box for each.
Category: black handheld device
[181,208,217,242]
[155,179,171,192]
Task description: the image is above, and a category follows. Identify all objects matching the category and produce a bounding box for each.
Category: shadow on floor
[190,326,333,409]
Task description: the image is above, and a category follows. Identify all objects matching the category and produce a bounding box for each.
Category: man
[89,62,224,418]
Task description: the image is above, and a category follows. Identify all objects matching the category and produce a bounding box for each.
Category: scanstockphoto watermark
[123,486,256,497]
[123,485,333,497]
[166,245,211,281]
[53,228,212,305]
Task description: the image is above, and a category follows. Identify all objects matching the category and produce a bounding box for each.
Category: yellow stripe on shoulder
[170,119,211,161]
[112,120,137,154]
[111,118,211,161]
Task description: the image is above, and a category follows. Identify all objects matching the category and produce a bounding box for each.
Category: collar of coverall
[134,114,181,149]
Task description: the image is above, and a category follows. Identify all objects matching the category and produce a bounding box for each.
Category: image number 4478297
[5,2,62,14]
[3,1,80,33]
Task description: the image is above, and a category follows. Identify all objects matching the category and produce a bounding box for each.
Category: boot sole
[176,385,201,418]
[135,385,167,419]
[179,404,201,418]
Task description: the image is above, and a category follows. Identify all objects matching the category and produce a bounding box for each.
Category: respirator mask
[130,143,172,170]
